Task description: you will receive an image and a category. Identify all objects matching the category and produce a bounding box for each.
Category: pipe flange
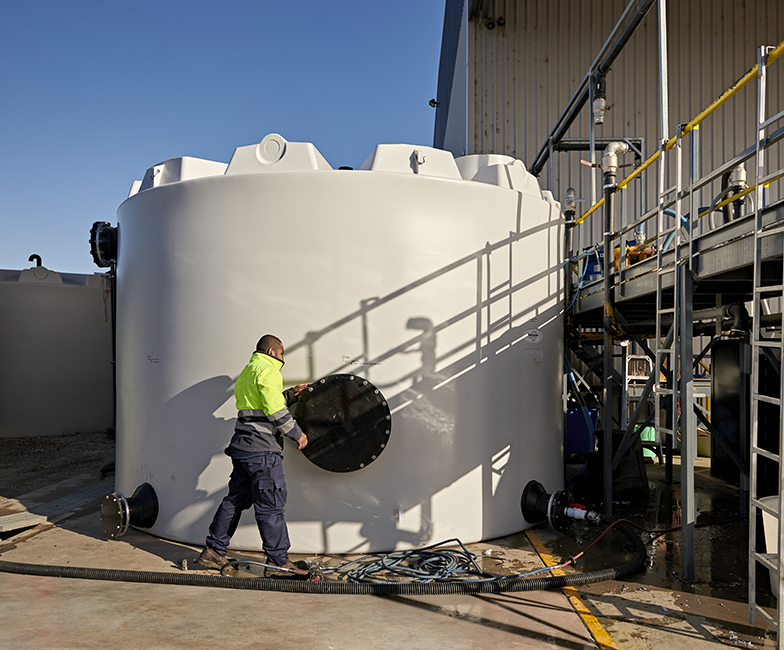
[546,489,572,533]
[100,491,130,539]
[100,483,159,539]
[89,221,118,268]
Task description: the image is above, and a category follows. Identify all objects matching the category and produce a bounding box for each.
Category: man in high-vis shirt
[198,334,309,573]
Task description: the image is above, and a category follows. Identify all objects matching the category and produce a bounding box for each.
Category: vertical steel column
[676,126,696,581]
[748,45,766,630]
[589,75,598,207]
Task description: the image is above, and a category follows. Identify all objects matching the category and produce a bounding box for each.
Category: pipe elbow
[722,303,749,333]
[605,141,629,156]
[601,141,630,174]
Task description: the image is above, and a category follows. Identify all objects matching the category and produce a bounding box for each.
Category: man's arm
[283,383,312,406]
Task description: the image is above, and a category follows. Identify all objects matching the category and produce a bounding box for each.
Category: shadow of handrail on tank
[276,212,564,552]
[285,219,559,382]
[380,288,562,402]
[284,303,564,552]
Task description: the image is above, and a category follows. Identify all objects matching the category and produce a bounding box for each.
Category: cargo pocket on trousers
[258,479,285,512]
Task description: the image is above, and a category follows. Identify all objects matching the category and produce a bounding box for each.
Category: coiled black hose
[0,516,645,595]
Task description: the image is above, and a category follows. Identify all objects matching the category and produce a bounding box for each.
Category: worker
[197,334,310,575]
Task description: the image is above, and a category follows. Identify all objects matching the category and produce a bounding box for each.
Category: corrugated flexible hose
[0,516,645,595]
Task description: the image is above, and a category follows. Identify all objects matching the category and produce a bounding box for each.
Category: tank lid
[225,134,332,176]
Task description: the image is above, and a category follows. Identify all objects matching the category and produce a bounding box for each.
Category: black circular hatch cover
[294,374,391,472]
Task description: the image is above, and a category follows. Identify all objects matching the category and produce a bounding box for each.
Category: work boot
[196,546,229,570]
[264,559,308,577]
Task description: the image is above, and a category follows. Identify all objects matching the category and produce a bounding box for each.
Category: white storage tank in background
[114,134,564,553]
[0,265,114,437]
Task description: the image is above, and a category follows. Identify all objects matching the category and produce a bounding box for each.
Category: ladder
[653,151,677,485]
[748,45,784,640]
[654,114,699,581]
[623,355,661,463]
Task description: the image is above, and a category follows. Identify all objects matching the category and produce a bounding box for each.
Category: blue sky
[0,1,446,274]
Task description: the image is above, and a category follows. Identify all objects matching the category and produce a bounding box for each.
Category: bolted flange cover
[294,374,391,473]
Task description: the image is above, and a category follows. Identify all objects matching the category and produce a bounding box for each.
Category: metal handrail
[600,122,784,246]
[574,37,784,227]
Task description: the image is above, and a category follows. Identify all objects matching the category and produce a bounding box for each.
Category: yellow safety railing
[574,38,784,226]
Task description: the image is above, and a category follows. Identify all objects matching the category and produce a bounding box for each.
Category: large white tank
[0,266,113,437]
[114,134,564,553]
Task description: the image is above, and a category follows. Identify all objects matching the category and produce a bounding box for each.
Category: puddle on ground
[549,461,772,607]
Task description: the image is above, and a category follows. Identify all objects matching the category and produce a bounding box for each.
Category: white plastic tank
[114,134,564,553]
[0,265,113,437]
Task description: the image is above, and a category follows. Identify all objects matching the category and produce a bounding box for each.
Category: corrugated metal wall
[448,0,784,247]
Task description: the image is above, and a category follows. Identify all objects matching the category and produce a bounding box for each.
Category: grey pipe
[530,0,655,176]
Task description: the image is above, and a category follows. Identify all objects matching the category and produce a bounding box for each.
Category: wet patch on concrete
[555,461,765,604]
[535,458,777,648]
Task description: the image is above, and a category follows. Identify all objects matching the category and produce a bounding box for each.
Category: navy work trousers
[205,453,290,566]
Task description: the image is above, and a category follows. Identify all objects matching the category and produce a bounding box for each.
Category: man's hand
[297,432,308,450]
[293,383,311,396]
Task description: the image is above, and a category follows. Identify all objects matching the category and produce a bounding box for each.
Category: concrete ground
[0,458,777,649]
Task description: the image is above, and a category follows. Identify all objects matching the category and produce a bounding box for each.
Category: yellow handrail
[574,38,784,227]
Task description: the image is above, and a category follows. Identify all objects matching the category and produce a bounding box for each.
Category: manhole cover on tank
[294,374,391,472]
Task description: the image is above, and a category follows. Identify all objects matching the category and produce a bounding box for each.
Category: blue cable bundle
[322,538,562,584]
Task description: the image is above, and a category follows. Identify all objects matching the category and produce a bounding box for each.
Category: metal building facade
[435,0,784,241]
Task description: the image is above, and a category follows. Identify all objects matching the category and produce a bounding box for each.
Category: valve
[564,187,577,227]
[592,73,607,125]
[521,480,601,532]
